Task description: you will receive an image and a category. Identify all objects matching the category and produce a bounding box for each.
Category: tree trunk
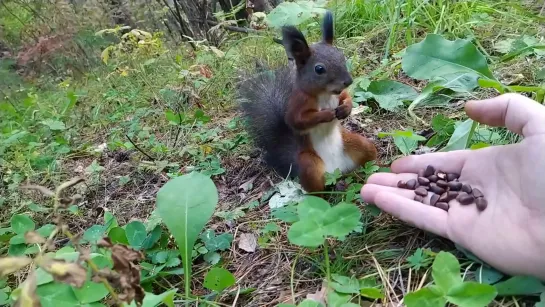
[106,0,135,28]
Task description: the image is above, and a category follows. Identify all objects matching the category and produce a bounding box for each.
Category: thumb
[465,93,545,137]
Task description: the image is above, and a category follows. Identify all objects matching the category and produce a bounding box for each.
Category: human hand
[361,93,545,280]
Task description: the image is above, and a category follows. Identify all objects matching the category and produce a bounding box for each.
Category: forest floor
[1,0,545,306]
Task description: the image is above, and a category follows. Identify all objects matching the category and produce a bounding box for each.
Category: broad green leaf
[271,205,299,223]
[8,244,26,256]
[156,172,218,297]
[537,68,545,81]
[446,282,497,307]
[11,214,35,234]
[432,115,455,135]
[104,212,118,233]
[24,245,39,255]
[145,209,163,232]
[262,222,281,234]
[10,234,26,245]
[41,119,66,131]
[408,73,478,120]
[379,129,425,155]
[441,119,475,152]
[36,224,56,238]
[86,160,105,174]
[101,45,114,64]
[364,204,381,217]
[297,300,323,307]
[366,80,418,111]
[327,288,351,306]
[36,267,54,285]
[325,168,342,186]
[402,34,495,81]
[108,227,129,245]
[498,35,545,62]
[393,132,420,155]
[268,180,305,209]
[0,290,8,305]
[37,283,79,307]
[407,248,431,270]
[199,229,233,252]
[437,73,480,93]
[407,80,444,118]
[141,289,177,307]
[203,267,236,292]
[360,287,384,299]
[330,274,360,294]
[404,286,446,307]
[141,225,162,250]
[265,0,327,29]
[83,225,106,244]
[28,203,49,212]
[153,251,169,264]
[471,142,490,150]
[288,201,361,247]
[377,130,426,140]
[90,253,111,269]
[494,275,545,296]
[494,38,517,54]
[165,110,183,125]
[477,78,506,93]
[321,203,361,239]
[476,265,504,285]
[287,219,325,247]
[72,281,109,304]
[432,251,463,293]
[359,276,379,288]
[536,292,545,307]
[297,196,330,218]
[125,221,147,249]
[203,252,221,265]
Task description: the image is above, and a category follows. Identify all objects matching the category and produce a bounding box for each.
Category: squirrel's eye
[314,64,326,75]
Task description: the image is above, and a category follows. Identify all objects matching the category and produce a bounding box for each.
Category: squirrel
[237,10,378,193]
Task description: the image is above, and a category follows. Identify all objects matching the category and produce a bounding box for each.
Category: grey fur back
[236,64,299,178]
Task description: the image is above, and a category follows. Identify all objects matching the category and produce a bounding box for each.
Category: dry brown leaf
[24,231,46,244]
[14,272,40,307]
[238,175,258,193]
[306,281,327,305]
[78,247,91,263]
[38,257,87,288]
[19,184,54,197]
[238,233,257,253]
[109,243,145,305]
[0,257,33,277]
[56,177,85,192]
[98,237,113,248]
[59,194,82,207]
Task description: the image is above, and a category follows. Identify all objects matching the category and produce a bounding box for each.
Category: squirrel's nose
[343,78,353,87]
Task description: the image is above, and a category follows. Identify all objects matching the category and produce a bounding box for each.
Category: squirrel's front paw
[323,109,337,122]
[335,104,351,120]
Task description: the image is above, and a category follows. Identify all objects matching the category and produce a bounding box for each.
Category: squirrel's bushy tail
[236,64,299,178]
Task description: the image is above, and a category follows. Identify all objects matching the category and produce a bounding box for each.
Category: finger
[361,183,418,203]
[366,173,417,187]
[465,93,545,137]
[372,191,449,238]
[391,150,471,174]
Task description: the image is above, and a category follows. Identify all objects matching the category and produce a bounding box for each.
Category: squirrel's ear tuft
[281,26,311,67]
[322,10,334,45]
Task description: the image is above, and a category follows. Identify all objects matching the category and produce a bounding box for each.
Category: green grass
[1,0,545,306]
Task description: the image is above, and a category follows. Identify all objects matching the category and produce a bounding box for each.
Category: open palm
[361,94,545,280]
